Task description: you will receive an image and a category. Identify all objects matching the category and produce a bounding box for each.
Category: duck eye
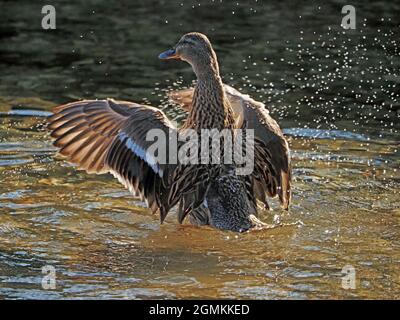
[180,40,192,46]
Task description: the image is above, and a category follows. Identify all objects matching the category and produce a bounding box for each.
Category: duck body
[177,58,252,230]
[47,32,291,232]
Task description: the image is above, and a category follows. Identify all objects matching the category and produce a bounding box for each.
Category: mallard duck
[47,32,291,232]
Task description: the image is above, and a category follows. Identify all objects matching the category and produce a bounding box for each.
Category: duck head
[159,32,220,79]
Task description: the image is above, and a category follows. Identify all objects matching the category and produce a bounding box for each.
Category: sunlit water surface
[0,0,399,299]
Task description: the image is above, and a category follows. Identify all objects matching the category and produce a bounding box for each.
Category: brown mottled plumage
[47,32,291,232]
[169,84,292,210]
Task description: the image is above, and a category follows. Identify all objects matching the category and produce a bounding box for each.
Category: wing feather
[48,98,182,219]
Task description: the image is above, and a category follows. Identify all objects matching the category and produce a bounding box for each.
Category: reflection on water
[0,0,399,299]
[0,110,398,299]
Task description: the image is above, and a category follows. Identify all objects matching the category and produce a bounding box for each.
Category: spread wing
[47,98,181,220]
[168,85,292,210]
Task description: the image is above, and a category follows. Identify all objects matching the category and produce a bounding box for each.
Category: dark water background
[0,0,399,299]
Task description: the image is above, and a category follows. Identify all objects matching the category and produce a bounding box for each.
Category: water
[0,0,399,299]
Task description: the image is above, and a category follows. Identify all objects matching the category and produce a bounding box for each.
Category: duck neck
[184,60,234,131]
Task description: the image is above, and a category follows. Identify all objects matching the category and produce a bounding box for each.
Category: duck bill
[158,49,180,60]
